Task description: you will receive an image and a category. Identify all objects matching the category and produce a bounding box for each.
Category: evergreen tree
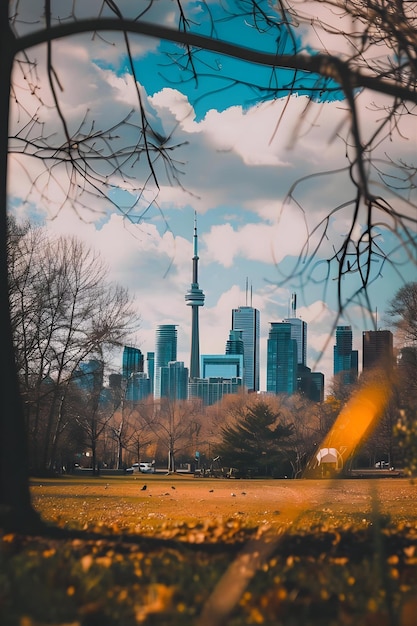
[217,401,294,477]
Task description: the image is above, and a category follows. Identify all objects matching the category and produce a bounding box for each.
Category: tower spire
[185,212,205,378]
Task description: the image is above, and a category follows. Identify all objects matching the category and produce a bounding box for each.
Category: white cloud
[8,8,416,394]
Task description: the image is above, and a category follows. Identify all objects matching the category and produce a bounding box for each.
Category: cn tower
[185,212,205,378]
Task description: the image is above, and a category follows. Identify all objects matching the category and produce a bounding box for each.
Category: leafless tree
[122,398,157,466]
[151,398,201,472]
[1,0,416,532]
[73,361,111,476]
[8,222,138,473]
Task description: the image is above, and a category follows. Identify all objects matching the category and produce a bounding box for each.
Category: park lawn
[1,476,417,625]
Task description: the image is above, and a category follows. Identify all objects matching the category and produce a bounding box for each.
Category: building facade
[266,322,298,394]
[231,305,260,392]
[188,376,243,406]
[146,352,154,395]
[125,372,151,402]
[225,329,244,357]
[160,361,189,401]
[362,330,394,371]
[201,353,244,379]
[122,346,144,381]
[283,317,307,366]
[154,325,177,399]
[333,325,358,385]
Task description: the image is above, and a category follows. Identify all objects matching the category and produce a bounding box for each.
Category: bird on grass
[171,485,176,490]
[141,484,147,491]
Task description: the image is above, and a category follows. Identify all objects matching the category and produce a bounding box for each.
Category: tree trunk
[0,9,41,531]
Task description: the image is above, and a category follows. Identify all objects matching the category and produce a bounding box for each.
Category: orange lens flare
[319,378,392,463]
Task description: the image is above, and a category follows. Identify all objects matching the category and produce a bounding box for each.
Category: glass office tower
[333,325,358,385]
[154,325,177,399]
[160,361,189,401]
[122,346,143,380]
[283,317,307,366]
[266,322,298,394]
[231,306,260,392]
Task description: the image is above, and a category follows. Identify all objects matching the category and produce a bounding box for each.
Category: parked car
[139,462,155,473]
[126,461,155,474]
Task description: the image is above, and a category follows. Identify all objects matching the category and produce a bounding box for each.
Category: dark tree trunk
[0,5,42,531]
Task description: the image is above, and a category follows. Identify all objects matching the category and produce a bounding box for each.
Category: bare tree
[74,360,111,476]
[8,223,138,473]
[387,282,417,474]
[151,398,201,472]
[1,1,417,530]
[387,282,417,346]
[122,398,156,466]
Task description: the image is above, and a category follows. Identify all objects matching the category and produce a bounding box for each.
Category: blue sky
[8,1,417,391]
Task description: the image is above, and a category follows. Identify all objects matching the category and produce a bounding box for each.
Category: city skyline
[8,4,415,391]
[121,319,395,400]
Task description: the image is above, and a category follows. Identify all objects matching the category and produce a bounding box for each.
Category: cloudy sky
[8,1,417,391]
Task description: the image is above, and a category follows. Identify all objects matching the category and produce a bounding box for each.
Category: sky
[8,1,417,392]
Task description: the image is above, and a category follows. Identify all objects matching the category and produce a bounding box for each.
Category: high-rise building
[362,330,394,371]
[310,372,325,403]
[333,325,358,385]
[283,317,307,366]
[231,305,260,392]
[225,329,244,356]
[154,325,177,399]
[283,293,307,366]
[266,322,298,394]
[125,372,151,402]
[147,352,154,395]
[122,346,143,381]
[185,212,205,378]
[160,361,189,401]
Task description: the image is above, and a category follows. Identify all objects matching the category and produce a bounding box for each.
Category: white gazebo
[316,447,343,470]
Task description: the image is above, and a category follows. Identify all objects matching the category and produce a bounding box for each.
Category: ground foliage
[1,477,417,625]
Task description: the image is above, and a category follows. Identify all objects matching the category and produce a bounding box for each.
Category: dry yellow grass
[30,474,417,537]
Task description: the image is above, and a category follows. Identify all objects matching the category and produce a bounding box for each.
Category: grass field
[30,474,417,536]
[1,475,417,625]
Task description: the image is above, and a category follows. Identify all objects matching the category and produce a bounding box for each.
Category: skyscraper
[362,330,394,372]
[225,329,244,357]
[147,352,154,395]
[310,372,325,403]
[333,325,358,385]
[231,305,260,392]
[125,373,151,402]
[283,293,307,366]
[160,361,189,401]
[122,346,143,381]
[154,325,177,399]
[185,212,205,379]
[266,322,298,394]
